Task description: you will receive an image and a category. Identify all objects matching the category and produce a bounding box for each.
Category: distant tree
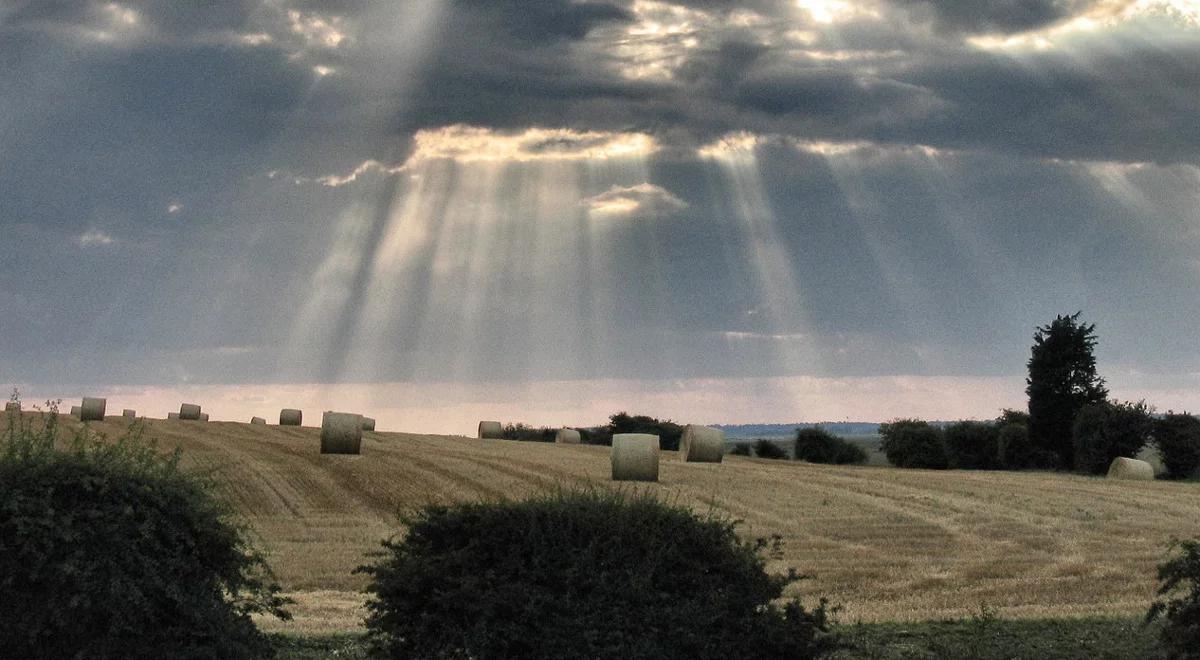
[1026,313,1108,470]
[1072,400,1154,475]
[878,419,947,469]
[606,412,684,451]
[942,421,1001,470]
[793,428,867,465]
[1155,413,1200,480]
[751,439,788,460]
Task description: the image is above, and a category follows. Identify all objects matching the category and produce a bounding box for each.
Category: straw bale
[80,397,106,422]
[279,409,303,426]
[179,403,202,421]
[478,421,503,439]
[611,433,660,482]
[679,424,725,463]
[555,428,581,444]
[321,411,363,454]
[1107,457,1154,481]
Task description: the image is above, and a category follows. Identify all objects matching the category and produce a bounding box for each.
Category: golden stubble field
[12,413,1200,633]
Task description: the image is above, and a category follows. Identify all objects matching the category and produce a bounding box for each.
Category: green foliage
[1072,401,1154,475]
[752,438,789,460]
[996,423,1054,470]
[1154,413,1200,480]
[1026,312,1109,470]
[794,427,868,465]
[729,443,752,456]
[942,421,1001,470]
[501,422,556,442]
[605,411,684,451]
[879,419,947,469]
[997,408,1030,427]
[1147,539,1200,659]
[357,489,837,660]
[0,397,289,659]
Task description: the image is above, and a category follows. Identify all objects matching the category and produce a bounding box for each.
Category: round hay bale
[555,428,581,444]
[1107,456,1154,481]
[478,421,503,439]
[679,424,725,463]
[4,401,20,412]
[250,416,267,425]
[70,406,82,417]
[122,409,136,418]
[362,417,376,432]
[179,403,202,421]
[199,413,210,422]
[321,411,363,454]
[80,397,106,422]
[611,433,660,482]
[279,409,302,426]
[167,412,180,420]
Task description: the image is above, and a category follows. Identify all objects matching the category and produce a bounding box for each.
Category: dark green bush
[942,421,1001,470]
[879,419,947,469]
[794,427,867,465]
[1155,413,1200,480]
[996,423,1035,469]
[357,490,836,660]
[752,438,789,460]
[729,443,752,456]
[501,423,556,442]
[606,412,684,451]
[1072,400,1154,475]
[1147,538,1200,659]
[0,401,289,659]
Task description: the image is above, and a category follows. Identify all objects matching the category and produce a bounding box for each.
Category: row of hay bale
[477,421,727,482]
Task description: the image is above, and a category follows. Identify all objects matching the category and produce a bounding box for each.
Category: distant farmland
[13,413,1200,634]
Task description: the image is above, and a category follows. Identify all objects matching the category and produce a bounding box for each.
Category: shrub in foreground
[0,402,289,659]
[1148,538,1200,659]
[794,427,867,465]
[357,490,836,660]
[879,419,947,469]
[752,438,789,459]
[942,421,1001,470]
[1155,413,1200,480]
[1072,400,1154,475]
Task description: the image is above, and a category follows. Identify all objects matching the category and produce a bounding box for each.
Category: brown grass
[8,412,1200,633]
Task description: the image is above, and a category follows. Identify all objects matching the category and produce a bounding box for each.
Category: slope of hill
[7,411,1200,634]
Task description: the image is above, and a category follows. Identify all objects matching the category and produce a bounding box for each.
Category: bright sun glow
[406,126,659,165]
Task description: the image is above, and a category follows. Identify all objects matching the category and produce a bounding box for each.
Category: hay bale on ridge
[4,401,19,412]
[167,412,180,420]
[555,428,581,444]
[279,409,302,426]
[1107,457,1154,481]
[679,424,725,463]
[611,433,660,482]
[80,397,106,422]
[122,409,136,418]
[199,413,210,422]
[70,406,82,417]
[179,403,202,421]
[362,417,376,432]
[478,421,503,439]
[321,411,363,455]
[251,416,267,425]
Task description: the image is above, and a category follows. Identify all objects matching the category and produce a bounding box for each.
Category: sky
[2,0,1199,433]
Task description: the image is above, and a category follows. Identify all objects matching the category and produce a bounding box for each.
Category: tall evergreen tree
[1026,312,1108,469]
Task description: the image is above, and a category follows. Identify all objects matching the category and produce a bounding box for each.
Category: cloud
[583,183,689,218]
[77,229,115,247]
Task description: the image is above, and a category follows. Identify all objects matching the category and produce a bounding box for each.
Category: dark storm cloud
[2,0,1199,396]
[893,0,1095,34]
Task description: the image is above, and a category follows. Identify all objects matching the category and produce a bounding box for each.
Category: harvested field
[7,412,1200,633]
